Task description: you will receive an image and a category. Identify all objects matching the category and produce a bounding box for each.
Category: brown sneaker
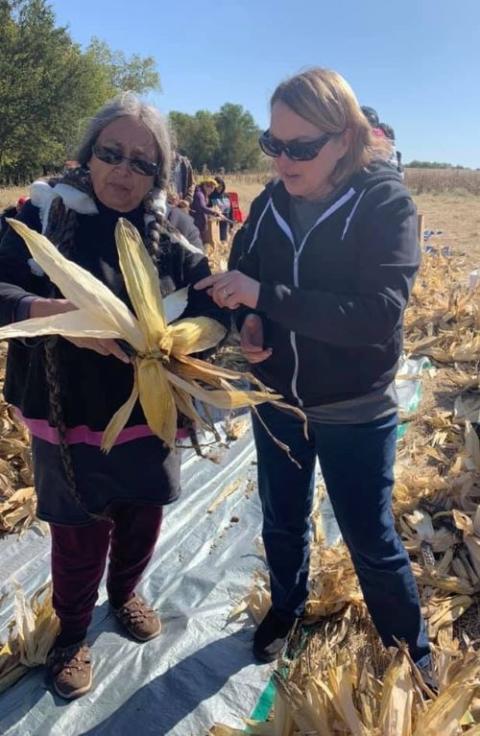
[112,594,161,642]
[47,642,92,700]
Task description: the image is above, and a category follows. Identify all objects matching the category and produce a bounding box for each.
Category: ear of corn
[378,651,414,736]
[3,219,300,451]
[116,218,167,350]
[0,582,59,692]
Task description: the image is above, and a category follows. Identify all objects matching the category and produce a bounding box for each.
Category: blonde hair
[271,68,389,187]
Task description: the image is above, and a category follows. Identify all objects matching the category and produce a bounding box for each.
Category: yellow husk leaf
[0,309,121,341]
[115,218,168,349]
[7,219,144,351]
[170,385,210,432]
[170,317,227,355]
[137,358,177,449]
[102,369,140,453]
[1,219,300,451]
[165,368,279,410]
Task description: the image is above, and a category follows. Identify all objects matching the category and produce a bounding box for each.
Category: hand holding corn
[1,218,287,452]
[30,298,130,362]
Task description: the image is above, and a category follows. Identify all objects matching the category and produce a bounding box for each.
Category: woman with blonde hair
[196,68,432,679]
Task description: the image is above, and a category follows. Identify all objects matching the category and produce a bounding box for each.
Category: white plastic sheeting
[0,429,274,735]
[0,356,428,735]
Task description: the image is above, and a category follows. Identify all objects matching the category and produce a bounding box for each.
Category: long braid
[42,196,105,521]
[143,190,167,264]
[40,176,185,517]
[44,338,79,495]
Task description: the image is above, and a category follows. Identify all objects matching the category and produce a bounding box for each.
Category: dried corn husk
[0,487,37,533]
[2,219,302,451]
[215,250,480,734]
[0,582,59,692]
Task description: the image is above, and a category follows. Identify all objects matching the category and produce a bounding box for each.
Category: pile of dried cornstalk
[0,344,35,534]
[0,583,59,693]
[1,238,480,728]
[211,251,480,735]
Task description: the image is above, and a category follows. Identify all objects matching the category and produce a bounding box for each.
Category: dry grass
[224,174,480,270]
[414,194,480,267]
[0,186,28,212]
[406,168,480,196]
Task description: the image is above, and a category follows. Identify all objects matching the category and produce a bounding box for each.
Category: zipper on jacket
[271,202,302,405]
[271,188,356,406]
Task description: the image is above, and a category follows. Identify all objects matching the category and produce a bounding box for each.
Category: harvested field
[1,181,480,732]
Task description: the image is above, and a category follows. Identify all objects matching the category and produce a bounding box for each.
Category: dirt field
[3,176,479,267]
[2,177,479,274]
[226,177,480,266]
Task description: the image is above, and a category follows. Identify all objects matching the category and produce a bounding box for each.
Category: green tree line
[0,0,161,184]
[405,160,468,169]
[169,105,262,172]
[0,0,263,186]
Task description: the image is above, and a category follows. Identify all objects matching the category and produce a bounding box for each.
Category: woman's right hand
[30,297,76,319]
[240,314,272,364]
[30,298,130,363]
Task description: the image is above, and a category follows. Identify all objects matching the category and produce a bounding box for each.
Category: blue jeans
[252,403,430,662]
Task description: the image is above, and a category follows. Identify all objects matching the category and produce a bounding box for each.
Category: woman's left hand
[194,270,260,310]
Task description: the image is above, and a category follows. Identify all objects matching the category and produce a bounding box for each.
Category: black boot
[253,608,296,663]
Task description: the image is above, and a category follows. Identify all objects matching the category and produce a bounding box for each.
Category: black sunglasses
[92,143,159,177]
[259,130,334,161]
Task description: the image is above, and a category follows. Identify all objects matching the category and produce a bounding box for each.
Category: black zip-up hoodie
[230,163,420,407]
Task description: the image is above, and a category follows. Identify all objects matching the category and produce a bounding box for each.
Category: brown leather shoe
[113,594,161,642]
[47,642,92,700]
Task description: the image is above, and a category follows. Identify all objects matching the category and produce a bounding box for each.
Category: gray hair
[76,92,171,189]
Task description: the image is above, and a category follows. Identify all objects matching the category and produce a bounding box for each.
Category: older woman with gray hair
[0,92,225,700]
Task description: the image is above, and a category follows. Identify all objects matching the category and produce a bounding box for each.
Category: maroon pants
[50,502,163,646]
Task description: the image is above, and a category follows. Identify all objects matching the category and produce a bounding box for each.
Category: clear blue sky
[50,0,479,167]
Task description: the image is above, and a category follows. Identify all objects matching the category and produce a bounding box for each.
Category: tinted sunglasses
[92,143,159,177]
[259,130,334,161]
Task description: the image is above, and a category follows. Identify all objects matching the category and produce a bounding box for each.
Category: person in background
[190,178,223,245]
[0,196,29,235]
[378,122,404,176]
[360,105,381,132]
[361,107,403,176]
[196,67,433,686]
[170,151,195,206]
[166,189,204,250]
[210,176,232,243]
